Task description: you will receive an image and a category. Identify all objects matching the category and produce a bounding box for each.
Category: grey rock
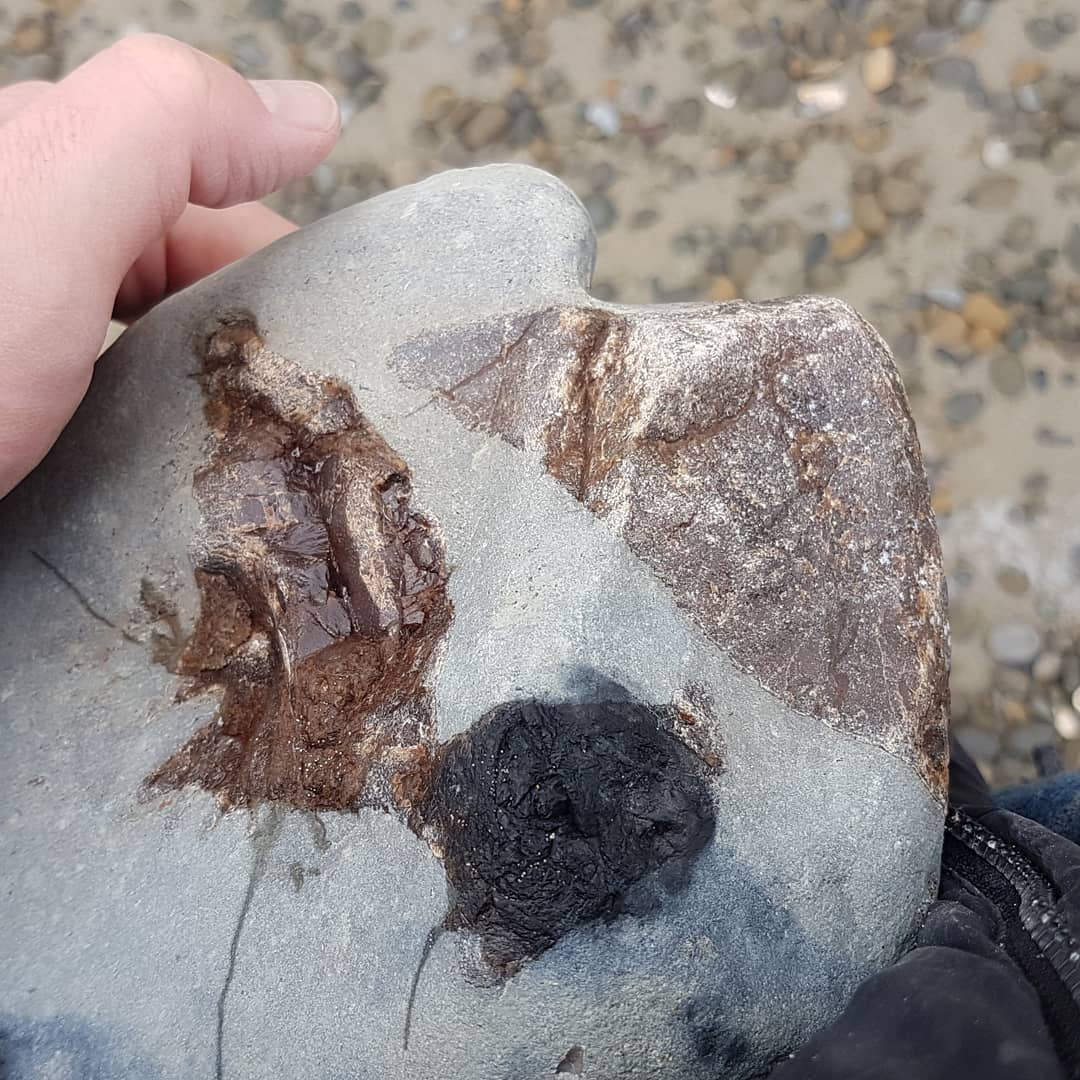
[930,57,978,91]
[954,725,1000,762]
[582,191,617,232]
[988,622,1042,667]
[927,0,955,28]
[1003,215,1036,252]
[746,66,791,109]
[955,0,990,29]
[1057,12,1078,35]
[1007,723,1058,755]
[246,0,284,17]
[1065,223,1080,273]
[944,391,985,426]
[1026,17,1063,49]
[669,96,704,133]
[1003,267,1051,306]
[0,166,946,1080]
[1061,92,1080,132]
[990,353,1027,398]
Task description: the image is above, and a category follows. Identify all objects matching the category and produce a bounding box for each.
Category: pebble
[1026,17,1063,50]
[955,725,1001,762]
[925,307,969,349]
[965,175,1019,210]
[745,66,791,110]
[582,192,616,233]
[669,96,704,134]
[804,232,829,271]
[955,0,990,29]
[708,276,739,302]
[1048,138,1080,173]
[1009,723,1058,755]
[963,292,1010,336]
[878,176,922,217]
[1064,223,1080,274]
[926,285,965,309]
[10,16,50,53]
[1033,652,1063,683]
[356,17,393,58]
[849,120,892,153]
[246,0,283,17]
[831,227,868,263]
[1010,59,1046,87]
[1002,267,1051,306]
[989,353,1027,396]
[583,100,620,137]
[1054,705,1080,740]
[930,57,979,92]
[853,192,888,236]
[944,391,985,427]
[862,47,897,95]
[1061,92,1080,132]
[927,0,955,28]
[459,104,509,150]
[988,622,1042,667]
[981,139,1012,170]
[308,164,338,199]
[795,81,848,118]
[1003,215,1036,253]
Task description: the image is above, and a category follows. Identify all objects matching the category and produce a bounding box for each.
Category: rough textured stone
[0,166,946,1080]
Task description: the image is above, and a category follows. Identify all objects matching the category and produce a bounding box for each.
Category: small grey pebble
[1056,12,1078,35]
[944,391,985,426]
[583,192,617,233]
[1002,267,1051,306]
[1061,92,1080,132]
[930,57,978,91]
[1003,215,1036,252]
[1005,325,1030,351]
[955,0,990,29]
[988,621,1042,667]
[927,0,955,28]
[1008,723,1058,755]
[925,285,965,309]
[340,0,364,19]
[990,354,1027,398]
[1064,223,1080,274]
[911,30,954,57]
[587,161,616,190]
[1025,16,1062,49]
[746,66,791,109]
[631,208,659,229]
[669,96,704,134]
[231,34,270,74]
[286,12,324,43]
[804,232,829,271]
[309,164,338,199]
[954,725,1000,762]
[246,0,284,17]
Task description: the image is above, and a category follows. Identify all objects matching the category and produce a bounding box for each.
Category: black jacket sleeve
[768,745,1080,1080]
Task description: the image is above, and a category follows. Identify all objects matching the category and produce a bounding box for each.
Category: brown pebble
[11,16,50,53]
[968,326,999,352]
[1010,59,1046,87]
[849,121,892,153]
[423,85,458,125]
[924,306,969,349]
[853,192,889,236]
[878,175,922,216]
[831,227,869,263]
[708,276,739,302]
[459,103,510,151]
[996,565,1030,595]
[963,292,1011,337]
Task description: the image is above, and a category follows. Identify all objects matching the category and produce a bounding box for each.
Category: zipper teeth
[946,808,1080,1004]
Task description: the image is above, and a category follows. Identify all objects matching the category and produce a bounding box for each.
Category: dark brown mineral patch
[393,299,950,798]
[148,318,451,812]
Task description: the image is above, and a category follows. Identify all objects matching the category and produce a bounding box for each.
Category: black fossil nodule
[424,698,717,976]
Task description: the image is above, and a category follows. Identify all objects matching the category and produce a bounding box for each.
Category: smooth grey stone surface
[0,165,944,1080]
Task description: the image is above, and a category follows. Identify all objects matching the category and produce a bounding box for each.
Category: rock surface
[0,165,947,1080]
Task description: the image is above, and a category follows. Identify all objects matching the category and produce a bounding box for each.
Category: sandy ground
[3,0,1080,784]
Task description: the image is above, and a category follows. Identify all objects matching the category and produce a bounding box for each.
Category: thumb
[0,34,339,496]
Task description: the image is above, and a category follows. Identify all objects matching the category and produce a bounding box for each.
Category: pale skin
[0,33,342,498]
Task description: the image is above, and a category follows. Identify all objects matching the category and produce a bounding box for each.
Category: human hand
[0,33,340,498]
